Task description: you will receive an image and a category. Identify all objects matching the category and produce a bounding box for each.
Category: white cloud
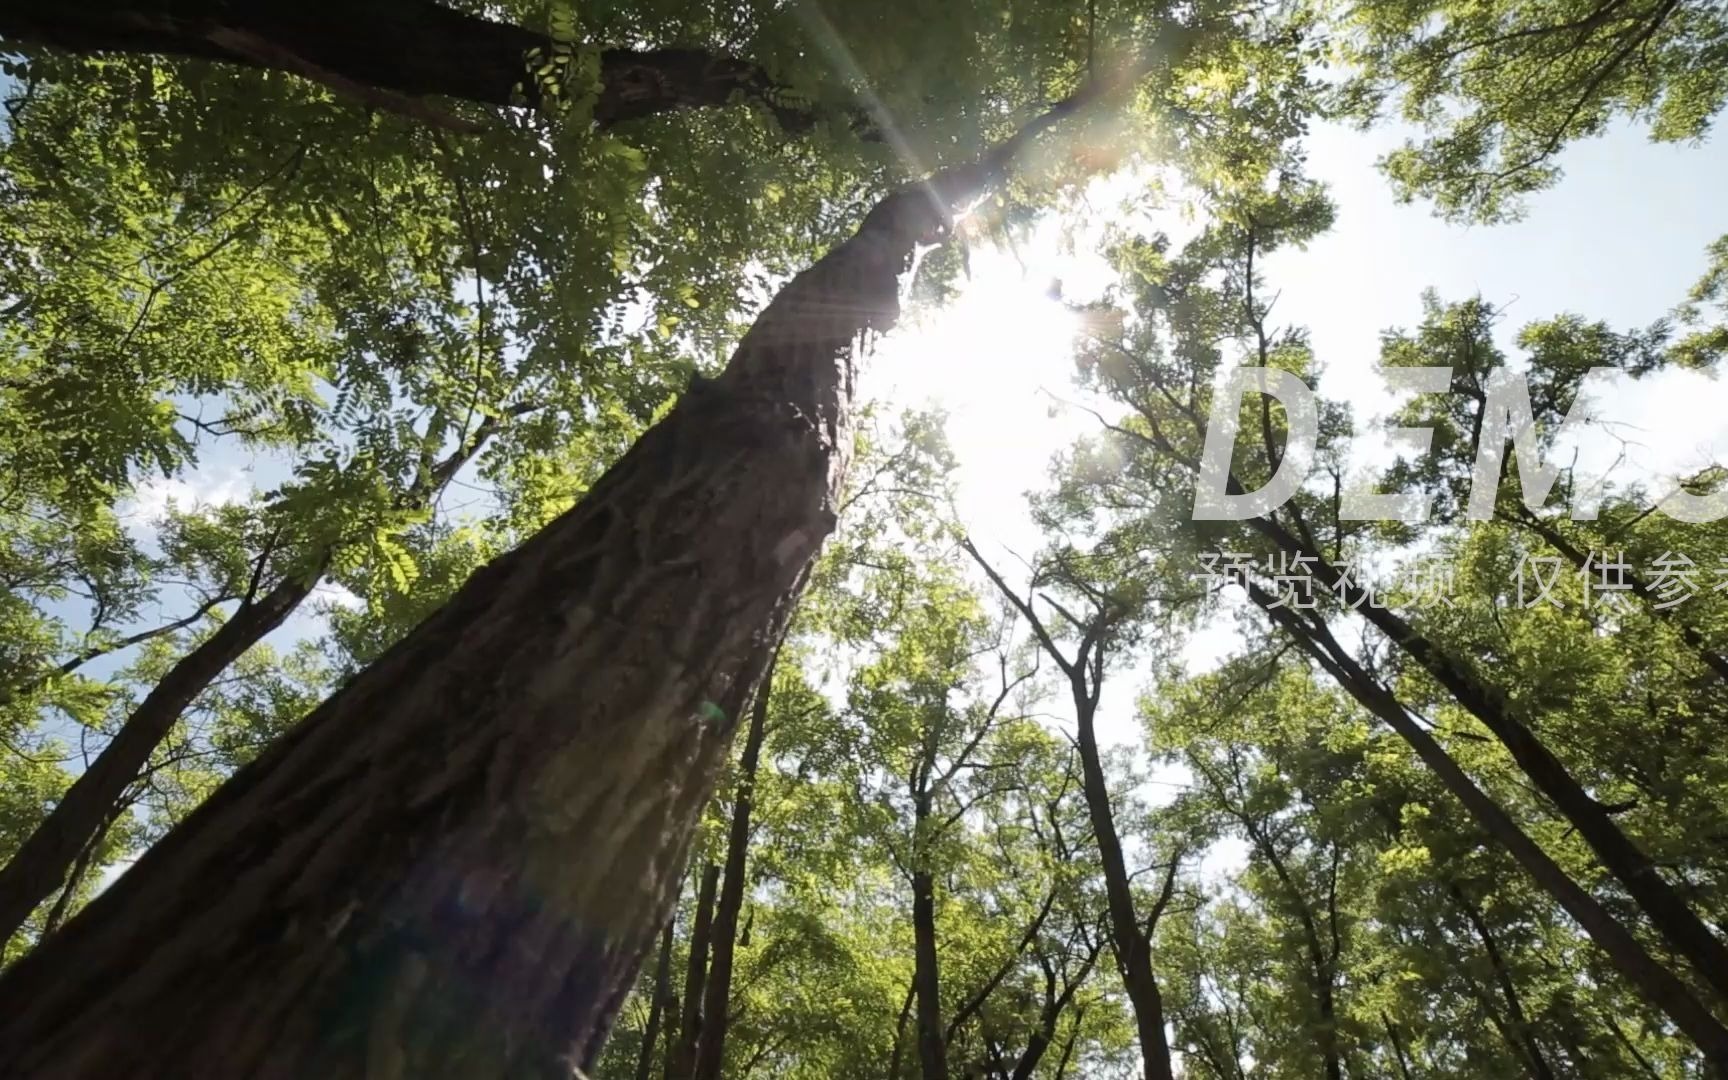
[311,581,365,612]
[120,465,253,544]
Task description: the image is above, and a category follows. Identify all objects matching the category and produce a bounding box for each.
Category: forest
[1,0,1726,1076]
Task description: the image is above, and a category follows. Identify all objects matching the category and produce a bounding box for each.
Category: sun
[862,225,1114,559]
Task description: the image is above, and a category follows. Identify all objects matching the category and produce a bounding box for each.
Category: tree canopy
[1,0,1725,1075]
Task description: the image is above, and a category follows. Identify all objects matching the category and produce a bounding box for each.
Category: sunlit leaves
[1333,0,1728,220]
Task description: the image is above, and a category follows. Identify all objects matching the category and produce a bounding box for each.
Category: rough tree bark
[0,74,1112,1076]
[0,0,842,133]
[692,654,775,1080]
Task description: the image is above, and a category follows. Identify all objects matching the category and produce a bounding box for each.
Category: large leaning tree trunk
[0,73,1121,1076]
[0,0,846,134]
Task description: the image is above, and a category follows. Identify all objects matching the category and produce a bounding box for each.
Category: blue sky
[1288,118,1728,340]
[1271,117,1728,467]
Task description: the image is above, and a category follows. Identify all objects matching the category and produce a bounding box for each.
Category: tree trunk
[1008,938,1098,1080]
[692,654,774,1080]
[1449,883,1556,1080]
[0,73,1127,1079]
[963,536,1177,1080]
[888,982,916,1080]
[1248,585,1728,1069]
[669,863,720,1080]
[1246,513,1728,1006]
[910,724,949,1080]
[0,0,833,133]
[1382,1013,1415,1080]
[1011,1015,1055,1080]
[1049,1012,1084,1080]
[1242,825,1341,1080]
[39,805,119,939]
[1073,685,1175,1080]
[635,919,676,1080]
[0,566,320,949]
[911,865,949,1080]
[1422,914,1537,1077]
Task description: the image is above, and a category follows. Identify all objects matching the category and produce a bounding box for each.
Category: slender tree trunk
[1050,1011,1084,1080]
[1381,1013,1415,1080]
[0,420,498,951]
[909,730,949,1080]
[39,807,117,938]
[1073,689,1175,1080]
[0,74,1132,1079]
[635,918,676,1080]
[911,864,950,1080]
[963,536,1177,1080]
[1245,513,1728,1005]
[888,981,916,1080]
[1424,915,1539,1077]
[1229,806,1341,1080]
[1248,585,1728,1069]
[693,654,775,1080]
[1449,883,1556,1080]
[1605,1012,1666,1080]
[669,864,720,1080]
[1011,1017,1054,1080]
[0,566,320,949]
[1009,942,1098,1080]
[1372,805,1554,1080]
